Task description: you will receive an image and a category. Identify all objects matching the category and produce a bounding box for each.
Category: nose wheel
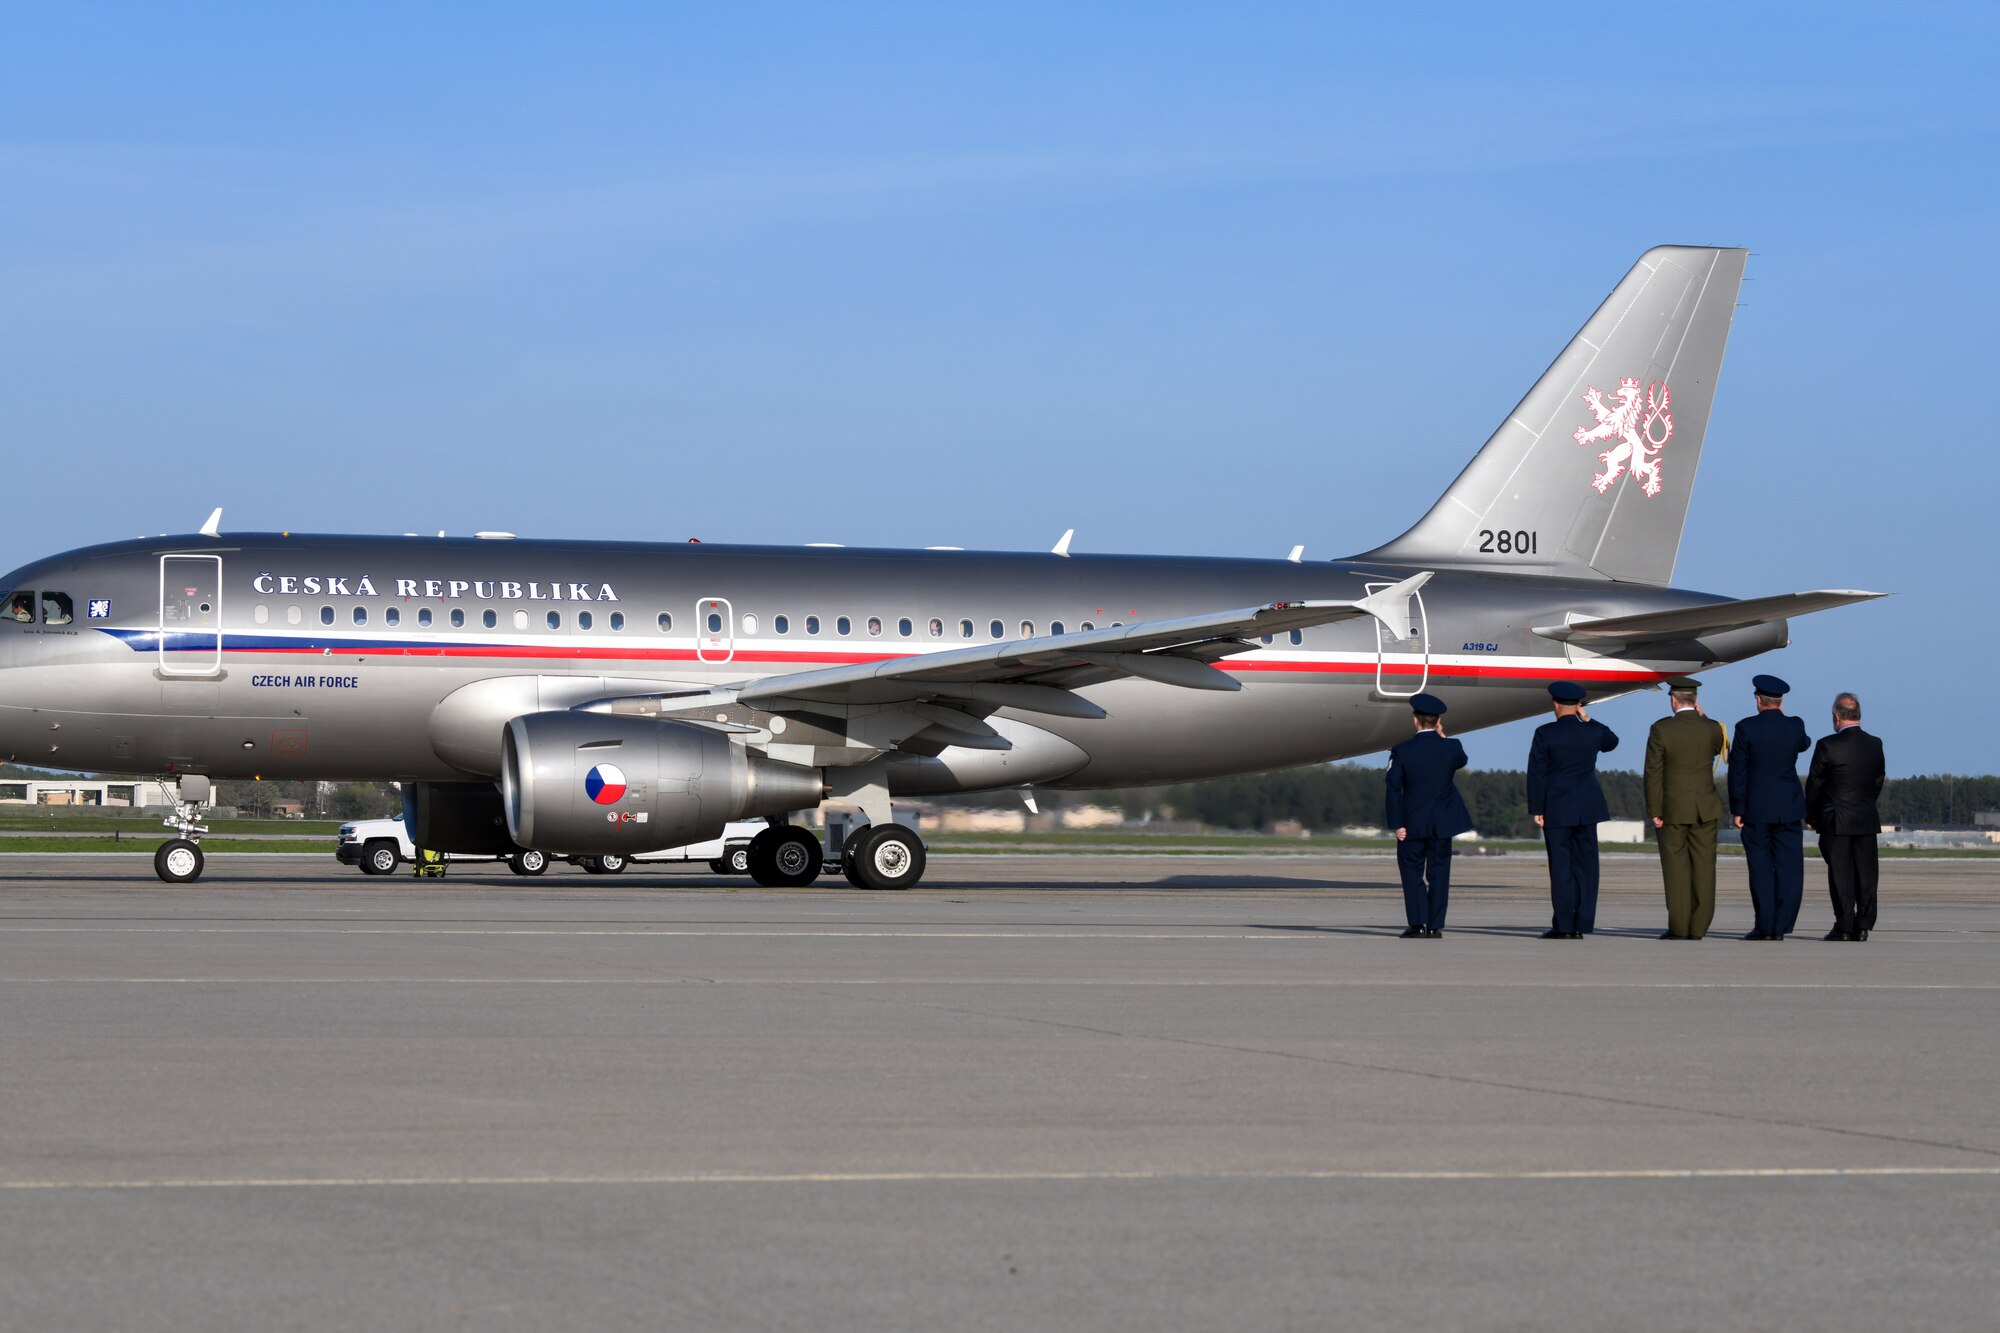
[153,780,212,884]
[154,839,204,884]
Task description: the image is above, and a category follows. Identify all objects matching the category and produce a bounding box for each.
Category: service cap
[1548,680,1587,704]
[1409,692,1448,716]
[1751,674,1790,697]
[1665,677,1700,691]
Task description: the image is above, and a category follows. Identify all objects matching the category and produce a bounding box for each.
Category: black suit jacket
[1804,726,1885,836]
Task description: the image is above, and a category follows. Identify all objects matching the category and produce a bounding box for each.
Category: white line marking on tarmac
[2,1166,1995,1191]
[4,978,1999,990]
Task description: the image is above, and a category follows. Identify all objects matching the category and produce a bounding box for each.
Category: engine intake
[501,712,823,854]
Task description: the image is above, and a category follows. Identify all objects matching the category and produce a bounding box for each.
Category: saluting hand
[1577,707,1590,722]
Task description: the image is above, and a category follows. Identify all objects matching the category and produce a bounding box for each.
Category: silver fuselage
[0,533,1780,791]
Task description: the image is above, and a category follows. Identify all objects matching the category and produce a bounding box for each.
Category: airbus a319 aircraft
[0,246,1880,888]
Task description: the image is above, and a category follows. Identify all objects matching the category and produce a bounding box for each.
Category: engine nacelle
[501,712,824,854]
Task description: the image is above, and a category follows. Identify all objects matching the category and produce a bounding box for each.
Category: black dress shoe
[1769,933,1785,942]
[1540,928,1569,939]
[1660,931,1689,940]
[1566,931,1585,939]
[1855,929,1870,941]
[1823,929,1854,942]
[1741,931,1769,941]
[1425,927,1443,937]
[1399,927,1425,938]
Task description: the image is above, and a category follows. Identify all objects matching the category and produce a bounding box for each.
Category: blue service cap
[1548,680,1587,704]
[1752,674,1790,697]
[1409,692,1447,715]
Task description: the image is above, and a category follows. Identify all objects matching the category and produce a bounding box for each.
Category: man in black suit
[1804,692,1886,941]
[1528,681,1619,938]
[1728,673,1810,940]
[1385,692,1473,937]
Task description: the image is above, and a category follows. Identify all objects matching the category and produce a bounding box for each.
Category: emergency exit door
[1366,580,1429,698]
[159,554,222,677]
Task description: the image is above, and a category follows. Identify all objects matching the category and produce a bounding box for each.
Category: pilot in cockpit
[5,593,34,623]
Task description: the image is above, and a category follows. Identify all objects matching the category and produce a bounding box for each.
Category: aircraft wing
[1531,589,1886,647]
[581,572,1431,728]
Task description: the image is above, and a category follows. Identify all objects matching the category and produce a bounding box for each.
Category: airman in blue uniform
[1384,692,1473,937]
[1528,681,1619,938]
[1728,673,1810,940]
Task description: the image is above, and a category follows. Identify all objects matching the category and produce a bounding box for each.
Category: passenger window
[513,610,528,630]
[1289,630,1303,646]
[927,618,942,638]
[1081,621,1094,631]
[254,605,269,625]
[774,614,789,635]
[990,620,1004,639]
[805,615,821,636]
[320,606,334,626]
[353,607,368,626]
[1021,621,1035,637]
[742,613,758,636]
[837,616,852,636]
[1050,621,1064,635]
[287,605,303,625]
[41,593,72,625]
[450,609,465,628]
[1260,634,1273,645]
[385,607,400,627]
[418,608,433,628]
[867,617,883,637]
[658,612,672,632]
[4,591,32,622]
[546,611,561,630]
[959,619,974,639]
[706,611,722,633]
[483,610,498,629]
[578,611,592,630]
[898,618,914,637]
[609,612,624,631]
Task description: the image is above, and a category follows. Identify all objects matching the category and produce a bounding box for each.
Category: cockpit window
[40,593,71,624]
[5,591,34,623]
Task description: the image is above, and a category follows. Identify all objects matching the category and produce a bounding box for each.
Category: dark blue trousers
[1741,820,1804,935]
[1543,823,1600,933]
[1396,836,1452,932]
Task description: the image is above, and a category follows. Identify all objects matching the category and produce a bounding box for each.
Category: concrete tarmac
[2,851,1995,1331]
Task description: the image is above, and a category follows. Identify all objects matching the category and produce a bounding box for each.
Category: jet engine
[501,712,823,854]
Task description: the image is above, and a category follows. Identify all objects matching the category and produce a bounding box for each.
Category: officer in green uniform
[1644,678,1727,939]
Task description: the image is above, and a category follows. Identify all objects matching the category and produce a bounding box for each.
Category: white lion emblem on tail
[1572,377,1673,497]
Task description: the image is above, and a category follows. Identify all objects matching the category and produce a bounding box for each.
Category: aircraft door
[1366,580,1429,698]
[159,554,223,677]
[695,596,734,664]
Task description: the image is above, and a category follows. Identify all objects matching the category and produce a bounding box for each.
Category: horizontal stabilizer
[1532,590,1887,646]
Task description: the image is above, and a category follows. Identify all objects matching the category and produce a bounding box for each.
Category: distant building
[0,779,172,808]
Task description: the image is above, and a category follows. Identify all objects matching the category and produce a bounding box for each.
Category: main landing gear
[745,824,823,888]
[153,776,213,884]
[841,824,926,891]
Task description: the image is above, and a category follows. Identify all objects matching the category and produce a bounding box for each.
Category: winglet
[1354,571,1433,641]
[1286,545,1305,564]
[198,508,223,537]
[1051,528,1074,557]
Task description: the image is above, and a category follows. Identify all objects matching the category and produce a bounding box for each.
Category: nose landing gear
[153,776,212,884]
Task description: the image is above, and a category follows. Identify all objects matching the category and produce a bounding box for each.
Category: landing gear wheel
[845,824,926,890]
[709,845,751,876]
[361,841,399,875]
[155,839,204,884]
[591,854,626,875]
[747,826,822,887]
[509,849,549,877]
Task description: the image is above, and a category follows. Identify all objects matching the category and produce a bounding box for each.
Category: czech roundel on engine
[584,764,627,805]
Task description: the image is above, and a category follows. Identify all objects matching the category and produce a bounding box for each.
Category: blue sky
[5,2,1995,776]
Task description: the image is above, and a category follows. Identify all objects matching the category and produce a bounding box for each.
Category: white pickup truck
[335,819,762,877]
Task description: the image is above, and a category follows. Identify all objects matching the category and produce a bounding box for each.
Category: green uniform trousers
[1658,820,1719,938]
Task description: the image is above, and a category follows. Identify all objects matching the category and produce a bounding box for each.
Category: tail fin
[1359,245,1748,585]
